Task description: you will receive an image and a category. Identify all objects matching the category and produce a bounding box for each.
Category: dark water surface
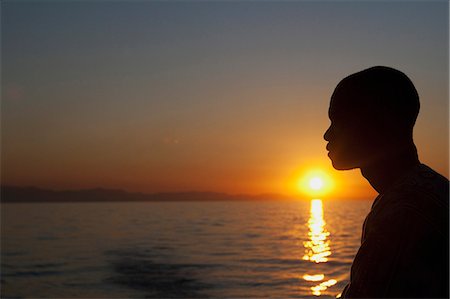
[1,199,371,298]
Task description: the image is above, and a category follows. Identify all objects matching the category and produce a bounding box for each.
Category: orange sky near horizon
[2,2,448,200]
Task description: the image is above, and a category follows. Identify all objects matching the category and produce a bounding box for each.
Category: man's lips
[326,144,334,157]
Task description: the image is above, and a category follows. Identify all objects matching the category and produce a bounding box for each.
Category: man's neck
[360,142,420,194]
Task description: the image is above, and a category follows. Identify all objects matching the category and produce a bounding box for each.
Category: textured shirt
[342,164,449,298]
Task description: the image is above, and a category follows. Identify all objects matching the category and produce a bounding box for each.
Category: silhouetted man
[324,66,449,298]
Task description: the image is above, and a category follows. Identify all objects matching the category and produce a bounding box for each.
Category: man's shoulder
[390,164,449,207]
[374,164,449,234]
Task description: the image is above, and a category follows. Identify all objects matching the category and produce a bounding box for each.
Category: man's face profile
[324,90,369,170]
[323,77,380,171]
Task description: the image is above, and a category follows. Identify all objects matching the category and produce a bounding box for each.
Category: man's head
[324,66,420,170]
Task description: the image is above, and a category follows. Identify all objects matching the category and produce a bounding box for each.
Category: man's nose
[324,126,332,141]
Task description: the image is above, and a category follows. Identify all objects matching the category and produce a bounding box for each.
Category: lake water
[1,199,371,298]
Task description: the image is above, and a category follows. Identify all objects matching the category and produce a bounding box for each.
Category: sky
[1,1,448,199]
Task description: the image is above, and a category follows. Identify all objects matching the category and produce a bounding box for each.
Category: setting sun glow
[296,169,334,197]
[309,177,324,190]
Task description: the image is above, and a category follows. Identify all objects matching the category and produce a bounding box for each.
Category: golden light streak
[302,199,331,263]
[311,279,338,296]
[302,199,337,296]
[303,274,325,282]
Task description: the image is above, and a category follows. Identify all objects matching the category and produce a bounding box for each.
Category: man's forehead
[328,89,358,120]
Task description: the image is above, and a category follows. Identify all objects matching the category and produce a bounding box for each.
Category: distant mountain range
[0,186,293,203]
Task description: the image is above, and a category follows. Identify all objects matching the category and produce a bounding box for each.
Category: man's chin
[330,159,358,171]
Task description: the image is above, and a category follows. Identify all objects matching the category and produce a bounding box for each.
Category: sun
[309,177,324,190]
[296,169,334,197]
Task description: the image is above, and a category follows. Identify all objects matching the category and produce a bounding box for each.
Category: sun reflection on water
[303,199,331,263]
[302,199,337,296]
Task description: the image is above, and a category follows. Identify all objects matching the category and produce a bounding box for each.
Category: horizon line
[0,184,371,201]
